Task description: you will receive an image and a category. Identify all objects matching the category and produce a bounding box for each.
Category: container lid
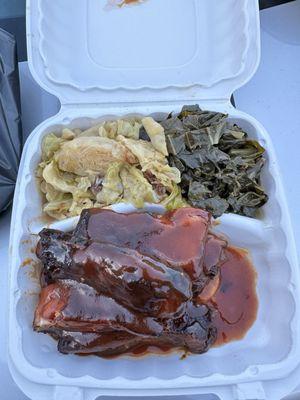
[27,0,260,105]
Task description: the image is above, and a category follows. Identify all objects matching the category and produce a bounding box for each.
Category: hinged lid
[27,0,260,105]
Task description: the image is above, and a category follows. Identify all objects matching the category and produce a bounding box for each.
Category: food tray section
[8,103,300,399]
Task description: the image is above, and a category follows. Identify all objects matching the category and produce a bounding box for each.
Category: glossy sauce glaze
[99,245,258,358]
[210,246,258,346]
[76,207,211,281]
[34,208,258,358]
[129,246,258,356]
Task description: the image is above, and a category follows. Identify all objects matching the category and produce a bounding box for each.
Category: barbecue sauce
[128,246,258,356]
[84,207,210,281]
[35,208,258,358]
[103,246,258,358]
[210,246,258,346]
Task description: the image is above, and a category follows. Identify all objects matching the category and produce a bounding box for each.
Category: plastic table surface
[0,1,300,399]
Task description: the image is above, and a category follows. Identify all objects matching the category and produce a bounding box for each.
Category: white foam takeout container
[8,0,300,399]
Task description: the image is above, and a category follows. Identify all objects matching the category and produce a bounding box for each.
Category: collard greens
[162,105,268,218]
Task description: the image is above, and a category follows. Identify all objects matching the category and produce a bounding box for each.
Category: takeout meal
[13,2,298,396]
[33,105,262,358]
[37,105,268,220]
[33,207,257,358]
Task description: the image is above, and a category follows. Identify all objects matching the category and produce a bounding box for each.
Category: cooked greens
[38,106,268,220]
[38,118,184,220]
[162,105,268,218]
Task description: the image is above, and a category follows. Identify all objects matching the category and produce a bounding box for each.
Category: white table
[1,2,300,399]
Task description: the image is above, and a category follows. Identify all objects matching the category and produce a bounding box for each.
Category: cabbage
[117,135,166,166]
[44,195,95,220]
[117,119,141,139]
[96,162,123,205]
[69,198,94,216]
[98,126,109,138]
[41,133,66,162]
[61,129,76,140]
[55,136,137,177]
[43,199,73,220]
[120,164,158,208]
[78,124,103,137]
[142,117,168,155]
[161,184,187,211]
[97,162,158,208]
[39,118,185,220]
[44,183,71,202]
[142,161,181,191]
[103,121,118,138]
[42,161,77,193]
[76,176,93,192]
[36,162,48,178]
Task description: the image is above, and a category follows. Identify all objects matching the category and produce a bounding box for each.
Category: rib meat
[38,208,212,301]
[194,232,227,296]
[72,207,211,281]
[37,236,191,317]
[34,280,216,355]
[34,207,227,357]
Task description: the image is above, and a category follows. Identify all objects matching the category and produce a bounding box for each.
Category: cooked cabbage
[38,117,182,220]
[77,124,104,137]
[142,117,168,156]
[44,183,69,203]
[55,136,137,177]
[120,164,159,207]
[61,128,76,140]
[96,162,123,205]
[43,199,73,220]
[141,161,181,191]
[43,161,77,193]
[161,184,187,211]
[117,135,166,166]
[78,119,141,140]
[68,197,94,217]
[41,133,66,162]
[117,119,141,139]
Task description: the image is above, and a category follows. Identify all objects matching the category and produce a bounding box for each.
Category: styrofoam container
[8,0,300,399]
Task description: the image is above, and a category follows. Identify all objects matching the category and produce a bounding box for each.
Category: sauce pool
[210,246,258,346]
